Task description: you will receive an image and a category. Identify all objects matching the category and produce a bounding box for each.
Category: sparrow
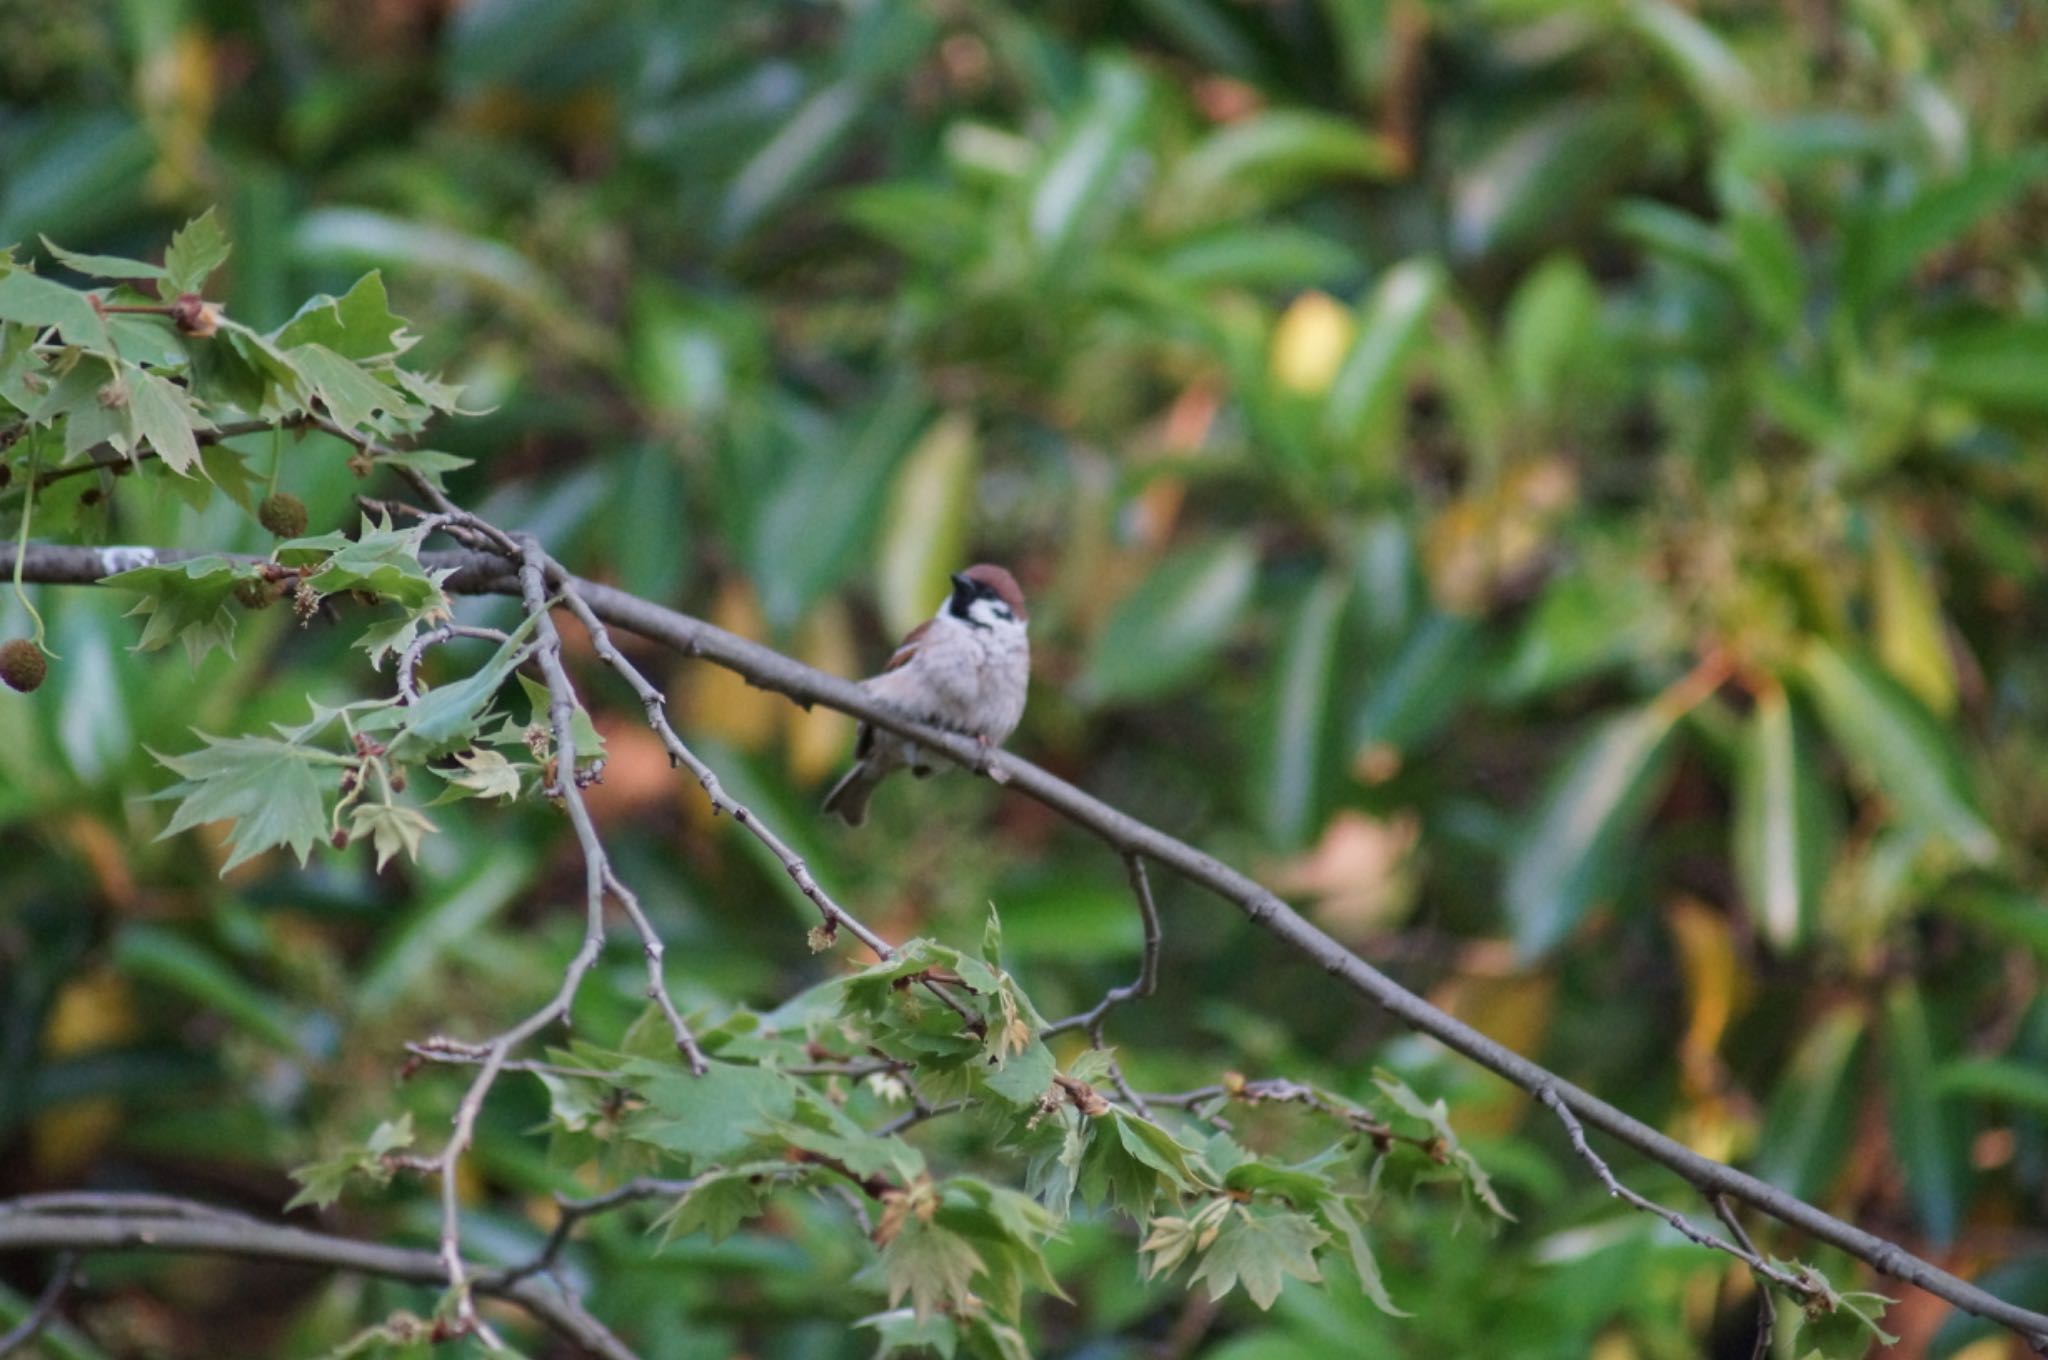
[821,564,1030,827]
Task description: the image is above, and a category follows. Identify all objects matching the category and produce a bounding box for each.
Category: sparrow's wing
[882,619,932,673]
[853,620,934,760]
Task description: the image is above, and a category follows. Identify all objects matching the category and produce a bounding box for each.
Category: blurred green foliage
[4,0,2048,1356]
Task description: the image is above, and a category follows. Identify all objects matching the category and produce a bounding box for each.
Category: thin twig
[0,1196,637,1360]
[1041,853,1162,1039]
[1537,1085,1815,1299]
[1715,1194,1777,1360]
[24,526,2048,1350]
[0,1251,75,1359]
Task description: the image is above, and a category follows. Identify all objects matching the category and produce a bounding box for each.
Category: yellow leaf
[1667,896,1746,1100]
[788,600,858,786]
[1269,291,1354,394]
[877,411,978,638]
[682,579,783,751]
[1872,513,1957,715]
[42,969,138,1055]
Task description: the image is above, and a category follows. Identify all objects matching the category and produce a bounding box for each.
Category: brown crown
[960,563,1027,620]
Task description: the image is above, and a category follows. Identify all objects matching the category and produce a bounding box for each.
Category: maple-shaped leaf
[160,208,231,299]
[652,1163,787,1245]
[286,1112,413,1210]
[1189,1205,1328,1309]
[104,555,254,664]
[348,801,436,871]
[152,733,339,872]
[882,1219,983,1321]
[625,1060,802,1169]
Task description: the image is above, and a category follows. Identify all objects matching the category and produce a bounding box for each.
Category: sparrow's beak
[948,572,970,591]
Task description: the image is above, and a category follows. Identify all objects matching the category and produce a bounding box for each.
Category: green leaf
[1351,611,1482,772]
[369,614,536,761]
[286,1113,413,1210]
[1222,1157,1332,1209]
[1882,980,1961,1244]
[1169,110,1402,216]
[113,924,302,1052]
[1797,640,1996,864]
[1189,1205,1327,1310]
[285,342,420,431]
[1256,571,1348,848]
[103,555,252,662]
[515,671,606,768]
[371,447,473,491]
[1755,1004,1866,1198]
[881,1219,983,1322]
[1505,702,1681,957]
[289,520,449,613]
[1936,1057,2048,1115]
[874,410,978,637]
[655,1165,782,1244]
[1322,259,1443,472]
[0,266,106,345]
[126,368,208,475]
[722,80,867,242]
[272,272,413,361]
[1733,685,1835,951]
[1860,151,2048,306]
[1028,58,1150,268]
[1080,536,1258,705]
[1922,319,2048,414]
[1871,514,1957,716]
[857,1310,959,1359]
[161,207,232,298]
[40,238,165,282]
[348,802,437,872]
[1321,1196,1409,1317]
[1626,0,1755,122]
[151,733,337,872]
[1503,256,1600,419]
[628,1061,802,1169]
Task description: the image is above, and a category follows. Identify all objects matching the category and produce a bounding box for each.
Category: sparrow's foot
[972,733,1010,784]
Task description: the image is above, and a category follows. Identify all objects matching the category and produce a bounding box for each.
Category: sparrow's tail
[821,761,881,827]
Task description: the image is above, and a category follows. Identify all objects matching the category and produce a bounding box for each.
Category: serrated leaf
[655,1165,783,1244]
[882,1219,983,1322]
[40,237,165,282]
[348,802,437,871]
[127,368,209,474]
[367,615,533,761]
[1189,1206,1327,1309]
[153,733,337,872]
[373,446,473,491]
[273,272,414,361]
[161,208,231,298]
[1322,1196,1409,1316]
[104,554,252,662]
[442,748,521,802]
[857,1308,959,1359]
[515,671,605,768]
[627,1061,802,1169]
[0,266,105,344]
[286,1113,412,1211]
[287,342,420,431]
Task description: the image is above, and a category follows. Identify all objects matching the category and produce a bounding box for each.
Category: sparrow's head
[947,564,1027,631]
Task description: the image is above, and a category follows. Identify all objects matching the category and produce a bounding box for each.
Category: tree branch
[17,536,2048,1349]
[0,1196,639,1360]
